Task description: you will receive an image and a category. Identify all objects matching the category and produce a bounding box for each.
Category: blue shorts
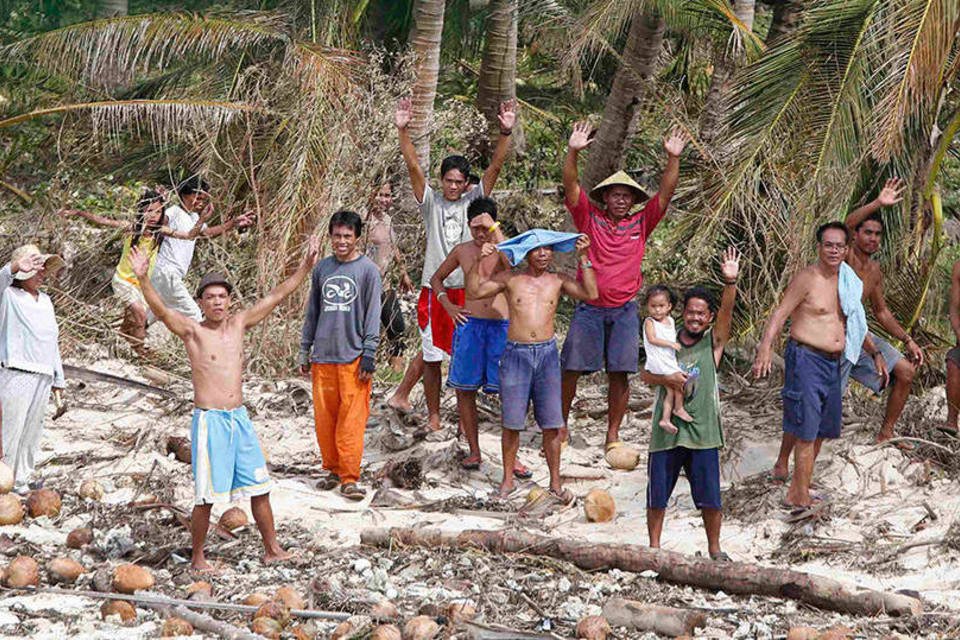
[500,339,564,430]
[782,340,843,442]
[561,301,640,373]
[191,406,273,505]
[646,447,721,510]
[447,317,509,394]
[840,333,903,394]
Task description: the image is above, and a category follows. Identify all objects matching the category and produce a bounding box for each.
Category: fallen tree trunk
[603,598,705,637]
[360,527,922,617]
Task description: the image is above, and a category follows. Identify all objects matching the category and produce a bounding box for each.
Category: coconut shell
[575,615,612,640]
[274,585,305,610]
[604,444,640,471]
[242,592,271,607]
[250,617,282,639]
[218,506,248,531]
[332,616,372,640]
[112,563,154,594]
[46,557,84,584]
[289,624,314,640]
[370,599,399,619]
[0,462,14,494]
[371,624,402,640]
[786,628,820,640]
[583,488,616,523]
[0,494,24,525]
[818,627,854,640]
[402,615,440,640]
[161,616,194,637]
[100,600,136,623]
[25,488,61,518]
[185,581,213,597]
[66,527,93,549]
[3,556,38,588]
[166,436,192,464]
[254,601,290,627]
[445,602,477,623]
[77,479,104,501]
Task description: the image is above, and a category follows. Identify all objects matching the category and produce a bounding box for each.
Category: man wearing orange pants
[300,210,382,501]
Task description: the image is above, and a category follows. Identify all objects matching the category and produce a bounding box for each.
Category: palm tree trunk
[408,0,446,175]
[98,0,128,17]
[582,11,665,193]
[477,0,525,156]
[699,0,756,146]
[765,0,803,45]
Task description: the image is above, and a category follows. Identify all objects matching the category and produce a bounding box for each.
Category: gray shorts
[150,266,202,323]
[560,301,640,373]
[840,333,903,394]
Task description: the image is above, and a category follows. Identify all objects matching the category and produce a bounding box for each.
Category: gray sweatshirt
[300,255,382,366]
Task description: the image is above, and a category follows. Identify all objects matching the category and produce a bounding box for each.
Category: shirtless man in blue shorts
[131,236,319,571]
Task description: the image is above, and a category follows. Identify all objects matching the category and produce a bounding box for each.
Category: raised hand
[664,126,689,157]
[12,253,45,276]
[720,246,740,282]
[395,97,413,130]
[877,177,905,207]
[497,99,517,134]
[129,246,150,279]
[568,122,594,151]
[301,234,321,268]
[575,234,591,255]
[233,211,255,229]
[199,201,216,223]
[472,213,495,231]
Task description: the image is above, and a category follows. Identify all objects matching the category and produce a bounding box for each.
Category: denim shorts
[782,339,843,442]
[500,339,564,430]
[447,317,509,394]
[646,447,721,510]
[561,301,640,373]
[840,333,903,394]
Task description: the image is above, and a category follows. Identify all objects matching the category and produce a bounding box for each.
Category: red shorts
[417,287,465,355]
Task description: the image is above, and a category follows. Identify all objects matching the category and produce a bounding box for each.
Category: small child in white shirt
[642,285,692,434]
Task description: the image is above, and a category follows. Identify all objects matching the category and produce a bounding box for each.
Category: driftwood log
[360,527,922,617]
[602,598,705,637]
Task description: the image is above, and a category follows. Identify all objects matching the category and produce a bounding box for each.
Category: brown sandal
[340,482,367,501]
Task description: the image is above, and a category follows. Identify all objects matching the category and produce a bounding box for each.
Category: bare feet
[659,419,678,434]
[770,463,789,483]
[673,407,694,423]
[387,395,413,414]
[426,413,441,432]
[263,548,294,565]
[497,482,516,499]
[190,557,215,572]
[876,431,914,451]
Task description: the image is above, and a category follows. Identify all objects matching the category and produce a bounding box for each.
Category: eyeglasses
[821,242,847,251]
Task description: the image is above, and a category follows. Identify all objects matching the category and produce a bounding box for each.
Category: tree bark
[582,11,665,195]
[765,0,804,46]
[477,0,525,156]
[699,0,756,146]
[98,0,128,17]
[408,0,446,175]
[360,527,923,618]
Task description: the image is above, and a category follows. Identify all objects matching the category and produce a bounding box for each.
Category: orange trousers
[310,359,371,484]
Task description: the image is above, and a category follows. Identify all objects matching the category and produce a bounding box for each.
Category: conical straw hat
[588,170,650,203]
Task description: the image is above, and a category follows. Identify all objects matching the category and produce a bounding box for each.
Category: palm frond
[5,12,290,87]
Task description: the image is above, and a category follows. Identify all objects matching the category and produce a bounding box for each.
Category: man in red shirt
[560,122,687,451]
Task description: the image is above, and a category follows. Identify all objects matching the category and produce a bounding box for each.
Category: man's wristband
[500,129,512,136]
[437,291,448,299]
[489,221,501,233]
[580,259,593,269]
[723,278,738,285]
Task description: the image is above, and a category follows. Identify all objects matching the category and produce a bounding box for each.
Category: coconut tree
[699,0,756,146]
[408,0,446,174]
[477,0,524,154]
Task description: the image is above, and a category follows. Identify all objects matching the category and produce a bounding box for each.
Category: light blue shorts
[191,406,272,505]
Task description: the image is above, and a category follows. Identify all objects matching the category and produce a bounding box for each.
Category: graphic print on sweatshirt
[323,275,358,312]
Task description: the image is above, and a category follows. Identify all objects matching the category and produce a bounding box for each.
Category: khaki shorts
[150,266,202,323]
[111,274,146,308]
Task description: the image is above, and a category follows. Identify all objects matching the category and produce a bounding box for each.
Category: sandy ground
[0,353,958,638]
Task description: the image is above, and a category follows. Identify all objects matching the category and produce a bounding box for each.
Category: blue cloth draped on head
[496,229,583,266]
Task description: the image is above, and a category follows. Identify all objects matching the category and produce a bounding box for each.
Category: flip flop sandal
[709,551,733,562]
[495,485,519,501]
[548,487,575,507]
[460,456,482,471]
[315,474,340,491]
[765,470,790,484]
[340,483,367,501]
[782,499,827,523]
[512,464,533,480]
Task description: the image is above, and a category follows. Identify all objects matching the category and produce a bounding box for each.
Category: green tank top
[649,328,724,452]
